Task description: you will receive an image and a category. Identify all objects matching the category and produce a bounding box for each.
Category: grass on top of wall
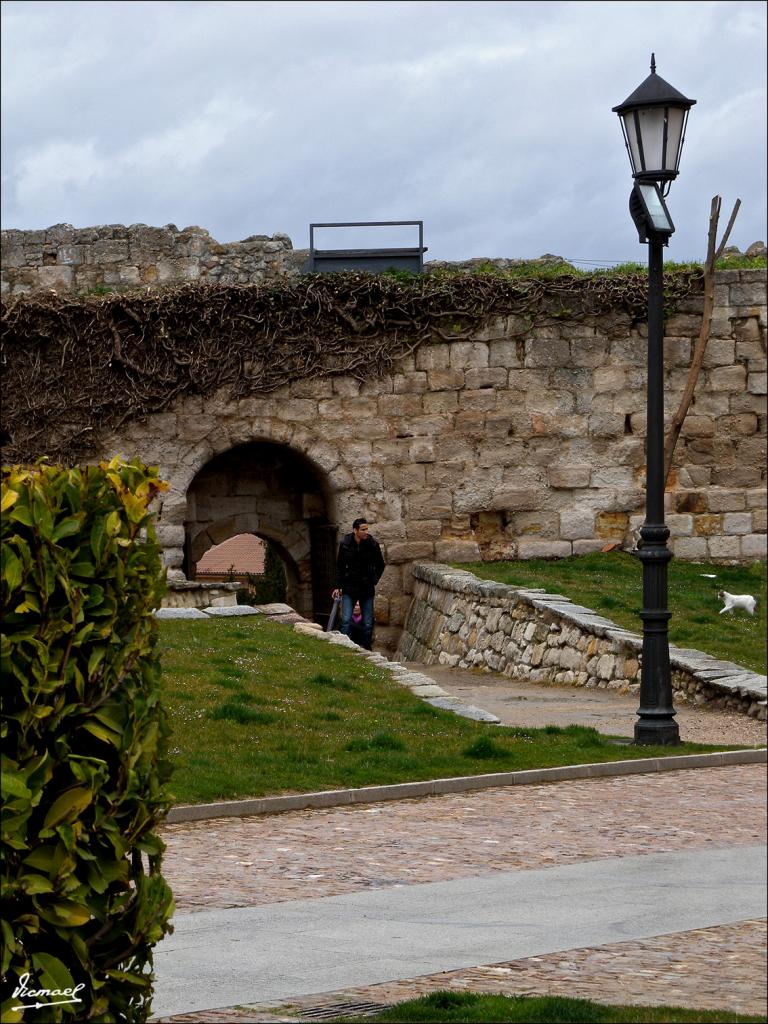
[453,551,767,675]
[157,616,737,806]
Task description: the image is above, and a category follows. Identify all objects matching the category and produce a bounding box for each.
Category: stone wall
[90,266,767,650]
[2,223,765,647]
[396,563,767,719]
[0,223,304,296]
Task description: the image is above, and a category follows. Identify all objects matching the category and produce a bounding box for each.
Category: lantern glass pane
[665,106,685,171]
[636,106,666,172]
[622,112,642,174]
[638,183,674,232]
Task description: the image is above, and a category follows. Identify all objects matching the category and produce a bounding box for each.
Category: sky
[1,0,766,265]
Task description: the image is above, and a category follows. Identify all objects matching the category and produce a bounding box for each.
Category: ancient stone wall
[0,223,305,296]
[396,563,767,718]
[90,266,767,651]
[2,224,765,649]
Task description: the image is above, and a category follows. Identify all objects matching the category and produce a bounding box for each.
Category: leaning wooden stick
[663,195,741,485]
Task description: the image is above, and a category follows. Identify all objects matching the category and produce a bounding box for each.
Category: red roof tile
[196,534,266,575]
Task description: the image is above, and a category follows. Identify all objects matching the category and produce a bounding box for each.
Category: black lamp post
[613,55,696,746]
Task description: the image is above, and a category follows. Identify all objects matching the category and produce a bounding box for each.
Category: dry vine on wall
[1,270,702,465]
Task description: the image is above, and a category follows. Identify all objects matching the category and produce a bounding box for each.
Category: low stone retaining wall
[160,579,240,608]
[396,563,767,720]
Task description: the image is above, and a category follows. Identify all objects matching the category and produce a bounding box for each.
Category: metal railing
[307,221,426,273]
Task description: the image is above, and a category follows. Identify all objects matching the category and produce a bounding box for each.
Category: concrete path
[151,844,767,1018]
[403,662,768,746]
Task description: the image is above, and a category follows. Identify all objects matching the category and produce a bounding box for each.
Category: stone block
[393,371,427,394]
[428,369,465,391]
[37,265,73,290]
[464,367,507,389]
[423,391,459,414]
[723,512,753,535]
[593,367,626,393]
[276,399,317,423]
[680,416,716,437]
[591,467,634,489]
[589,412,626,438]
[454,411,487,435]
[415,343,450,371]
[712,465,763,487]
[406,490,453,519]
[707,535,742,559]
[663,337,692,366]
[716,413,759,436]
[751,509,767,531]
[489,340,523,368]
[525,337,571,368]
[693,514,722,537]
[666,513,693,537]
[672,536,708,559]
[701,339,736,367]
[396,415,452,437]
[746,489,767,509]
[459,389,497,411]
[385,541,435,562]
[573,539,612,555]
[516,540,572,559]
[595,512,628,539]
[674,491,709,513]
[707,365,747,391]
[741,533,768,558]
[449,342,489,369]
[491,488,539,511]
[730,392,767,415]
[548,466,591,489]
[435,539,482,562]
[559,509,595,540]
[748,372,767,394]
[378,394,424,417]
[730,282,767,305]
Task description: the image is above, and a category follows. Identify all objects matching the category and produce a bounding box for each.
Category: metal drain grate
[299,1001,391,1020]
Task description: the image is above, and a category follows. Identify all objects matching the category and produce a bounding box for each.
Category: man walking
[332,518,385,650]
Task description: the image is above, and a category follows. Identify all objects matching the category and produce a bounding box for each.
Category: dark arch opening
[183,441,337,625]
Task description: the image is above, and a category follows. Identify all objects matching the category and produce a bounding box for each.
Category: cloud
[2,0,766,261]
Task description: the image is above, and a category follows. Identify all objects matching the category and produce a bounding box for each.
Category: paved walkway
[153,764,768,1020]
[403,662,768,746]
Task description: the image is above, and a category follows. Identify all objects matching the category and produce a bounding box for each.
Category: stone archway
[183,441,336,623]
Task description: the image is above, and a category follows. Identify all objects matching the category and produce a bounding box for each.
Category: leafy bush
[1,458,173,1022]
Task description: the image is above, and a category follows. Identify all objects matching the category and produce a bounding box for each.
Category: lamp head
[613,54,696,195]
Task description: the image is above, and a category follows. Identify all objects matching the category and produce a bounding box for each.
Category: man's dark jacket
[336,533,385,597]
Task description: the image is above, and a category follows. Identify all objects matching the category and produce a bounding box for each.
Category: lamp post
[613,55,696,746]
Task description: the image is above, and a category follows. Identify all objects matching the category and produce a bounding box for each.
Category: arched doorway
[183,441,337,624]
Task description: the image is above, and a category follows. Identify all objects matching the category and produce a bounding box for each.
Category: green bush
[1,458,174,1022]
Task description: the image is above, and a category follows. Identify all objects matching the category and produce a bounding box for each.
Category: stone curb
[166,748,767,824]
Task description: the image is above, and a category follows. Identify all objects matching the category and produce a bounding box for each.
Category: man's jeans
[340,593,375,650]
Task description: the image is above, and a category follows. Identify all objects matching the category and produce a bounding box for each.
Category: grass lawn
[454,552,767,675]
[336,991,766,1023]
[158,617,744,806]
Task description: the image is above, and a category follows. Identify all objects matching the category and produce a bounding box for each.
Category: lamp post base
[634,718,680,746]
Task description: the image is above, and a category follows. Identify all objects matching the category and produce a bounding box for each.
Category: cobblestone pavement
[161,765,766,913]
[154,764,767,1022]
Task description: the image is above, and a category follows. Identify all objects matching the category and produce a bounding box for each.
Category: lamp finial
[650,53,656,74]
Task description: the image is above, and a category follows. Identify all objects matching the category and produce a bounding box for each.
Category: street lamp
[613,55,696,746]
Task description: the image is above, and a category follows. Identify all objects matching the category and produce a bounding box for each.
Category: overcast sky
[2,0,766,265]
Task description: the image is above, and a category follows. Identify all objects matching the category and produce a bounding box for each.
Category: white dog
[717,590,757,616]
